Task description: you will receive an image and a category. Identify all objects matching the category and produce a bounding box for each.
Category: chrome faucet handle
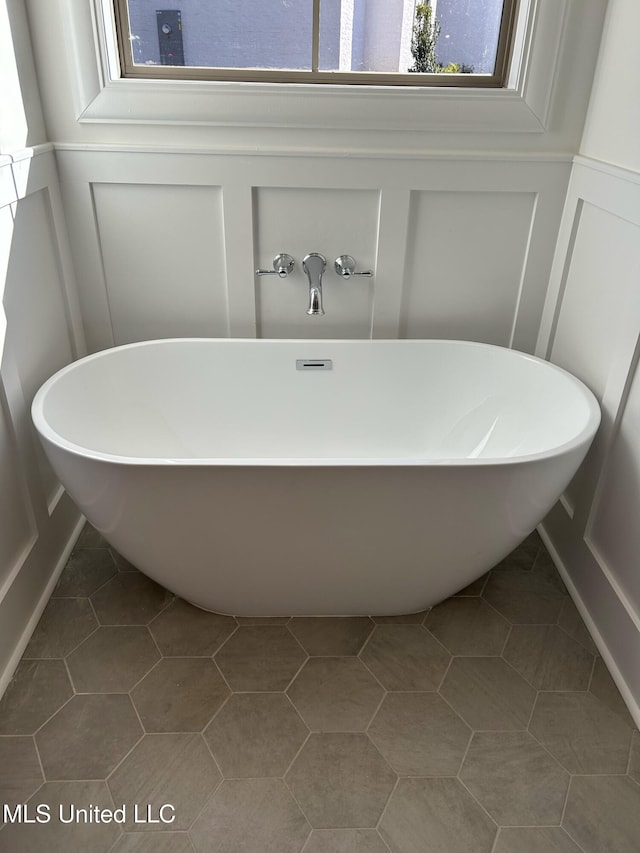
[256,253,295,278]
[334,255,373,278]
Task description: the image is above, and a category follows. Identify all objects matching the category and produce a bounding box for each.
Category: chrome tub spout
[302,253,326,316]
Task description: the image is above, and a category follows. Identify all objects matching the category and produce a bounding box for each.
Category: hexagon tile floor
[1,527,639,853]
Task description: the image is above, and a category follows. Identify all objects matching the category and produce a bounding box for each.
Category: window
[113,0,519,87]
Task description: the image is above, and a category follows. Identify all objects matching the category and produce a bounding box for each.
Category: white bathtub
[32,339,600,616]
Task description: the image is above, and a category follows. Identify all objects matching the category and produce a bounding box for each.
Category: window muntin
[113,0,519,87]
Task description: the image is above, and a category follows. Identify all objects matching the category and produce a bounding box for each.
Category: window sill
[79,79,546,134]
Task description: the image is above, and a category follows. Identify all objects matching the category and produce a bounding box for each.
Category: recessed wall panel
[0,384,32,589]
[590,357,640,614]
[550,203,640,512]
[3,190,75,507]
[93,183,228,344]
[254,188,379,339]
[400,191,536,344]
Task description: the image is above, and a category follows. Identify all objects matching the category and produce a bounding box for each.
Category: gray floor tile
[589,656,636,725]
[0,660,73,735]
[109,550,139,572]
[0,780,121,853]
[66,626,160,693]
[190,778,310,853]
[286,733,396,828]
[235,616,291,624]
[371,611,429,624]
[215,626,307,691]
[459,731,569,826]
[90,573,173,625]
[0,736,43,810]
[132,657,229,732]
[529,691,634,774]
[76,523,109,549]
[303,829,390,852]
[531,547,567,594]
[4,527,640,851]
[492,532,541,571]
[379,777,496,853]
[359,625,450,691]
[289,617,374,656]
[557,597,597,654]
[111,833,195,852]
[439,657,536,730]
[424,597,510,656]
[204,692,308,777]
[108,733,221,832]
[53,549,117,597]
[482,567,566,624]
[35,694,142,780]
[23,598,97,659]
[149,598,236,656]
[493,827,583,853]
[453,571,490,596]
[562,775,640,853]
[502,624,593,690]
[368,692,470,776]
[287,658,383,731]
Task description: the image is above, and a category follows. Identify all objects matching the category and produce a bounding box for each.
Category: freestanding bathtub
[32,339,600,616]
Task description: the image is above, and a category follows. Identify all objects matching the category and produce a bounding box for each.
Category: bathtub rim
[31,337,601,469]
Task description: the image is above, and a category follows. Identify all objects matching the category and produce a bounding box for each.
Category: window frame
[112,0,520,88]
[40,0,589,138]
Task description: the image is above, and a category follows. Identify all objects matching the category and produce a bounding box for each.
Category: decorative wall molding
[538,154,640,717]
[55,147,570,352]
[0,144,84,693]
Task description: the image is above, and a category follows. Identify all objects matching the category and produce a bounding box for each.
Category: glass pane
[319,0,505,74]
[126,0,313,70]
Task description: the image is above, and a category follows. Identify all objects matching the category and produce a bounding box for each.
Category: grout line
[374,773,400,834]
[455,726,475,777]
[364,688,388,734]
[456,773,500,832]
[30,682,76,739]
[489,827,502,853]
[586,653,599,692]
[281,729,312,780]
[200,688,233,738]
[183,768,224,834]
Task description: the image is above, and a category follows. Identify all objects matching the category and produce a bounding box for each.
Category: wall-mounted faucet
[257,251,374,316]
[302,253,326,316]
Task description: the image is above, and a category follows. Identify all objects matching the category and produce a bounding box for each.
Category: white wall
[24,1,606,351]
[579,0,640,173]
[0,2,85,695]
[537,0,640,722]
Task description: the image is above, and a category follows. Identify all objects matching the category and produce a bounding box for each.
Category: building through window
[114,0,518,87]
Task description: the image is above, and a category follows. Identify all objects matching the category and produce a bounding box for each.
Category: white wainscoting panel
[549,201,640,516]
[93,182,228,344]
[56,148,571,353]
[400,191,537,344]
[538,157,640,722]
[3,187,76,506]
[255,187,379,339]
[589,356,640,617]
[0,146,84,696]
[0,382,33,589]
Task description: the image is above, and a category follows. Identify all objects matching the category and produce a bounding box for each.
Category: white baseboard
[538,522,640,729]
[0,515,85,699]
